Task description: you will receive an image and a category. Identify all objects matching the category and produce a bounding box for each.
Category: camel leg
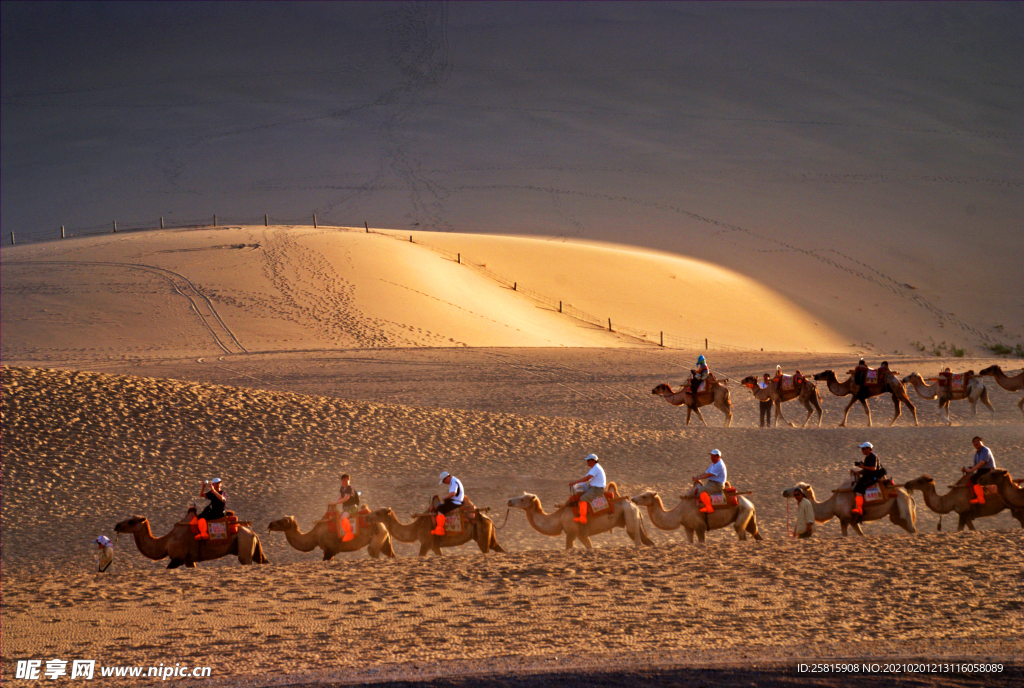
[167,558,186,569]
[774,400,795,428]
[692,406,708,427]
[489,531,506,553]
[800,399,814,428]
[861,399,873,427]
[718,399,733,428]
[384,535,396,558]
[418,542,431,557]
[323,550,336,561]
[979,389,995,423]
[746,515,763,541]
[1017,395,1024,419]
[938,401,951,426]
[957,514,973,532]
[851,521,865,536]
[639,517,655,546]
[684,527,695,544]
[1011,509,1024,529]
[695,527,706,544]
[840,397,858,427]
[839,518,849,536]
[564,532,577,550]
[905,397,918,426]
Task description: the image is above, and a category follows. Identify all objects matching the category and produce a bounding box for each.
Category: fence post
[212,214,217,227]
[559,301,562,313]
[457,253,461,264]
[365,221,369,233]
[410,235,413,242]
[61,225,66,239]
[660,331,664,347]
[513,282,517,291]
[113,220,117,233]
[265,214,268,227]
[10,231,14,245]
[313,214,317,228]
[705,338,708,350]
[608,318,612,332]
[160,216,164,229]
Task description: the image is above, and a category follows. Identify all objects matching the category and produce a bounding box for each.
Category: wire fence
[5,214,757,352]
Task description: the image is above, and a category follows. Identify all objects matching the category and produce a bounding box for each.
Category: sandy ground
[3,360,1023,685]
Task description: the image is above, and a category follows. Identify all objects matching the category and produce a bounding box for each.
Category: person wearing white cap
[851,442,885,516]
[569,454,607,524]
[692,449,727,514]
[194,478,227,541]
[94,535,114,572]
[433,471,464,536]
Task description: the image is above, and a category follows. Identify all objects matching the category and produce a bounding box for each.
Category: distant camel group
[652,364,1023,427]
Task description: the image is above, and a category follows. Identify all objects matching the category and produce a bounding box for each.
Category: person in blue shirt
[963,436,997,505]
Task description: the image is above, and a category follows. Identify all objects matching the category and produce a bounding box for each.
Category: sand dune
[0,225,850,363]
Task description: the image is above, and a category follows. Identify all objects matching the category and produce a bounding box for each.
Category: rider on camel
[689,355,710,401]
[569,454,607,525]
[432,471,465,536]
[332,474,360,542]
[963,436,996,505]
[851,442,886,517]
[692,449,727,514]
[193,478,226,541]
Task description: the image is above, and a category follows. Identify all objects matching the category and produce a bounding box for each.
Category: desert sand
[3,3,1024,685]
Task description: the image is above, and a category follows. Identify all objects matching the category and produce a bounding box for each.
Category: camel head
[630,491,659,507]
[902,475,934,493]
[740,376,759,390]
[364,507,394,524]
[507,494,540,510]
[653,383,681,397]
[267,516,298,533]
[812,370,836,382]
[978,365,1000,377]
[902,372,924,385]
[782,483,814,500]
[114,515,147,533]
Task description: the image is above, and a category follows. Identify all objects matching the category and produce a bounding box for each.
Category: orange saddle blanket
[568,491,617,519]
[325,507,371,537]
[781,375,804,391]
[188,515,240,539]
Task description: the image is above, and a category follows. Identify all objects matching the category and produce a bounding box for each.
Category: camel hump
[606,482,620,499]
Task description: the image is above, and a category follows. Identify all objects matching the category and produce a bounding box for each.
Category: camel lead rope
[493,508,512,531]
[787,499,793,538]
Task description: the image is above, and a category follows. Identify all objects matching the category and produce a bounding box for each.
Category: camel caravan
[111,437,1024,570]
[653,356,1022,427]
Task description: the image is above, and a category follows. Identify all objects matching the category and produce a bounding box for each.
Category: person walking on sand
[963,436,997,505]
[433,471,465,536]
[94,535,114,572]
[332,474,360,542]
[851,442,885,517]
[194,478,226,541]
[792,488,814,539]
[759,374,773,428]
[692,449,727,514]
[569,454,607,525]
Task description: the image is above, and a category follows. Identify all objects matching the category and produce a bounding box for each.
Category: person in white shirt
[433,471,465,536]
[792,487,815,539]
[94,535,114,572]
[692,449,727,514]
[569,454,607,524]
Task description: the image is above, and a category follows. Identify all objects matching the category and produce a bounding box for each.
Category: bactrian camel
[902,372,994,425]
[507,484,654,549]
[978,365,1024,419]
[740,375,823,428]
[782,480,917,536]
[976,469,1024,509]
[267,515,394,560]
[813,370,918,427]
[631,490,761,543]
[365,507,505,557]
[902,475,1023,531]
[651,380,733,427]
[114,515,269,568]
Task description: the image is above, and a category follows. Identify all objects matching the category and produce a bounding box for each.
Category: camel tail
[746,514,763,541]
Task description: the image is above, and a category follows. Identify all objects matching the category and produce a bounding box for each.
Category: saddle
[323,504,372,537]
[780,375,797,391]
[567,490,617,520]
[184,512,242,539]
[950,372,973,392]
[685,483,741,507]
[863,479,899,505]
